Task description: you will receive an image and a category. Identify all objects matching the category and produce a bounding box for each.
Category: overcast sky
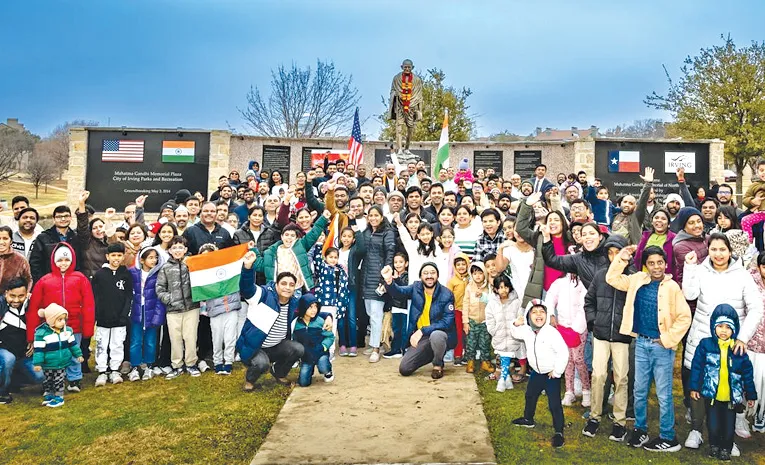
[2,0,764,138]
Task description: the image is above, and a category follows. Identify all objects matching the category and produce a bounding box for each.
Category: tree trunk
[34,184,39,199]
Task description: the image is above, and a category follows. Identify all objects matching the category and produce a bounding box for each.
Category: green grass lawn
[0,366,291,465]
[478,358,765,465]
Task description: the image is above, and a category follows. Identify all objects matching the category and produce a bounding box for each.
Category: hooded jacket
[27,243,95,342]
[156,256,195,313]
[510,300,569,377]
[545,274,587,335]
[681,256,763,369]
[129,247,166,328]
[514,201,547,306]
[92,263,133,328]
[485,290,525,356]
[462,262,489,323]
[672,216,709,288]
[312,252,349,316]
[292,294,335,365]
[447,252,470,309]
[359,222,396,301]
[542,231,610,289]
[32,323,83,370]
[689,304,757,405]
[0,248,31,292]
[385,279,457,350]
[29,225,78,284]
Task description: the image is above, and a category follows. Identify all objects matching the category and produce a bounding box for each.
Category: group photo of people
[3,153,765,461]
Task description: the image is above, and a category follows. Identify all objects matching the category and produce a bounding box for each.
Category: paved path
[251,355,496,465]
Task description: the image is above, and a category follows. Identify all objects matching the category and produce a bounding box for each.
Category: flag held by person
[186,243,249,302]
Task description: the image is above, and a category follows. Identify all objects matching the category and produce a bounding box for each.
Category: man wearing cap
[159,201,177,223]
[174,205,191,235]
[381,262,456,379]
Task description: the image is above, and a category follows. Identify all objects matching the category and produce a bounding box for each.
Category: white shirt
[502,245,535,298]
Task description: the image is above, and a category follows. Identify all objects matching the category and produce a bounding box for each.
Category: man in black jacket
[581,234,635,442]
[29,205,78,283]
[183,201,233,255]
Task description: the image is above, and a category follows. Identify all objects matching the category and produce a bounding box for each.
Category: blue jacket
[585,186,621,226]
[293,294,334,364]
[129,254,166,329]
[689,304,758,405]
[385,281,457,349]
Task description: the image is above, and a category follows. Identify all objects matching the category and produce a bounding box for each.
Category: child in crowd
[33,304,84,408]
[511,299,569,448]
[313,246,349,358]
[92,243,134,387]
[28,243,94,393]
[545,273,590,407]
[397,219,439,285]
[690,304,757,461]
[199,244,242,375]
[586,185,619,230]
[293,294,335,386]
[462,262,492,373]
[384,252,409,359]
[336,226,364,357]
[485,274,523,392]
[483,254,499,284]
[447,253,470,366]
[435,226,458,286]
[743,159,765,210]
[156,236,200,379]
[128,247,165,381]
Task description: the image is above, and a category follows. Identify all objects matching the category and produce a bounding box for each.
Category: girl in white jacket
[397,219,441,285]
[485,274,524,393]
[511,299,570,448]
[545,273,590,407]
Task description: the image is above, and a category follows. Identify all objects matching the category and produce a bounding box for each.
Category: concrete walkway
[251,355,496,465]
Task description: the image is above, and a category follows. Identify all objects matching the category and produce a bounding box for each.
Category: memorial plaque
[85,130,210,212]
[514,150,542,181]
[301,146,324,172]
[262,145,291,181]
[473,150,503,176]
[374,149,432,172]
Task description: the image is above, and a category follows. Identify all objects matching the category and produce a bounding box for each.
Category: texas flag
[607,150,640,173]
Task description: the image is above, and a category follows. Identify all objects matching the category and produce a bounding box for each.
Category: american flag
[101,139,145,163]
[347,108,363,167]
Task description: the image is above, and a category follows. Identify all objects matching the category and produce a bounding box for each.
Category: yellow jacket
[462,262,489,323]
[605,254,691,350]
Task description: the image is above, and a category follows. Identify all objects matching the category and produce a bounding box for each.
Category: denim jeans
[66,333,83,381]
[634,337,676,441]
[389,311,408,354]
[129,321,158,367]
[584,331,593,372]
[0,348,45,394]
[365,299,385,348]
[298,354,332,387]
[338,288,358,348]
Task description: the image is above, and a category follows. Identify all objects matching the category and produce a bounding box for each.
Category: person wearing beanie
[91,241,134,387]
[27,243,94,394]
[159,201,177,222]
[33,303,84,407]
[460,262,493,374]
[671,206,708,290]
[173,205,190,235]
[174,189,192,206]
[689,304,757,460]
[510,299,569,448]
[292,293,335,386]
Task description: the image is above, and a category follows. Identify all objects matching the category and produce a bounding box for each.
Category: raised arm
[298,214,329,250]
[605,248,633,292]
[304,174,326,213]
[515,198,539,245]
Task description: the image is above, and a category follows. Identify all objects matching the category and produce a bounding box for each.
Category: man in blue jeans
[0,278,44,404]
[606,245,691,452]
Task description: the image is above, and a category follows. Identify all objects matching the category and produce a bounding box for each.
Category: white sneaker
[505,376,514,390]
[161,366,173,375]
[127,368,140,382]
[735,412,752,439]
[574,375,583,397]
[562,391,576,406]
[95,373,108,387]
[324,372,334,383]
[497,378,507,393]
[110,372,123,384]
[732,442,740,457]
[198,360,210,373]
[684,429,703,449]
[582,390,591,408]
[369,352,380,363]
[142,367,153,381]
[234,354,241,362]
[152,367,163,376]
[363,347,374,356]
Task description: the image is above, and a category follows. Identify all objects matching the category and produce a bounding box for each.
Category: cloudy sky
[2,0,764,138]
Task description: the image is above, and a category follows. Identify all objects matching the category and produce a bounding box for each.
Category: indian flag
[162,140,195,163]
[433,109,449,176]
[186,243,249,302]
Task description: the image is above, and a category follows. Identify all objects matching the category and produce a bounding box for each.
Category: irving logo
[664,152,696,173]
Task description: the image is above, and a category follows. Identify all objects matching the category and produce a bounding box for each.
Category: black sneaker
[0,393,12,404]
[551,433,564,448]
[512,417,535,428]
[609,424,627,442]
[709,445,720,459]
[627,428,649,448]
[719,448,731,461]
[66,380,81,392]
[382,350,402,359]
[643,437,682,452]
[582,419,599,437]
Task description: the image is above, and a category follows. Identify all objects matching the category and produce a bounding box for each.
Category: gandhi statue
[388,59,423,157]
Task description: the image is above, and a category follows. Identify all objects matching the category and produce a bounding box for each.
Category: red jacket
[27,242,95,342]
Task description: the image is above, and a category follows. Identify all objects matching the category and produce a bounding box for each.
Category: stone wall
[67,128,88,207]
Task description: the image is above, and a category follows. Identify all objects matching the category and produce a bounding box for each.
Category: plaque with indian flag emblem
[162,140,195,163]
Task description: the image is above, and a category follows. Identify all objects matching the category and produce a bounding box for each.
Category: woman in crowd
[269,170,288,197]
[0,226,31,290]
[453,205,483,260]
[634,209,675,274]
[713,205,752,265]
[151,223,178,263]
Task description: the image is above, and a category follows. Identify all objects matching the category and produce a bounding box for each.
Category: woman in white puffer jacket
[485,274,523,393]
[681,233,763,447]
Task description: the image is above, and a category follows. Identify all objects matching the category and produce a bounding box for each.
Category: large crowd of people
[3,155,765,459]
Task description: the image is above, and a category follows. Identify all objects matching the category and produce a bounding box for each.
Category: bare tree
[239,59,360,137]
[0,126,36,183]
[46,120,99,178]
[28,142,57,198]
[604,119,668,138]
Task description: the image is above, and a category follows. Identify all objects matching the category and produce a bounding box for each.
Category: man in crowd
[715,183,743,216]
[474,209,505,262]
[529,164,554,194]
[384,163,398,193]
[12,208,40,260]
[183,201,233,255]
[209,175,229,202]
[174,206,191,235]
[29,205,77,283]
[423,183,445,218]
[400,186,436,223]
[234,188,256,225]
[6,196,44,235]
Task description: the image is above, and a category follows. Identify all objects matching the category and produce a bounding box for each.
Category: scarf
[716,338,735,402]
[401,73,413,113]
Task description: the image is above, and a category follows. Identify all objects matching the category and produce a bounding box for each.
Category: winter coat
[606,252,691,350]
[634,230,676,276]
[345,231,366,290]
[0,297,29,358]
[156,257,196,313]
[292,295,334,365]
[204,292,242,318]
[545,275,587,334]
[462,262,489,323]
[312,255,349,317]
[76,210,109,279]
[385,281,457,350]
[447,253,470,309]
[542,232,611,289]
[485,291,524,357]
[389,273,409,310]
[510,300,569,377]
[0,249,31,291]
[253,215,329,290]
[672,230,709,287]
[27,243,95,342]
[359,224,396,300]
[183,222,233,255]
[397,223,442,286]
[32,323,83,370]
[681,257,764,369]
[585,261,635,344]
[129,250,166,328]
[514,201,546,307]
[29,226,77,283]
[746,268,765,354]
[92,265,133,328]
[585,186,620,227]
[689,304,757,405]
